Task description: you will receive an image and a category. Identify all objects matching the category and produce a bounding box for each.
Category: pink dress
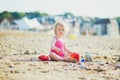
[51,37,65,57]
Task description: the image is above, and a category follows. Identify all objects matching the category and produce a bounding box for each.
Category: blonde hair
[54,22,64,29]
[54,22,67,35]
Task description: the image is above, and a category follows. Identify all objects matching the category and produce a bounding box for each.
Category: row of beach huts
[0,14,119,37]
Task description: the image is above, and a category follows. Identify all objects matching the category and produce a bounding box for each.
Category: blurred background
[0,0,120,37]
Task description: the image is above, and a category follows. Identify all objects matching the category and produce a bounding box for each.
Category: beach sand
[0,30,120,80]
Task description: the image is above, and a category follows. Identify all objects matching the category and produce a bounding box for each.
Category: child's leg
[64,53,71,58]
[49,52,66,61]
[64,53,78,63]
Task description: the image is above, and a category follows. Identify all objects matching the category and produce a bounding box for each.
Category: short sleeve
[51,37,56,47]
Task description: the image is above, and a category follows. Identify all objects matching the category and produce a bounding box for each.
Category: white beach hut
[0,18,11,30]
[14,17,44,31]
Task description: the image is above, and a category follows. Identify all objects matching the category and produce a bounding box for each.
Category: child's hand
[69,52,74,54]
[56,48,61,53]
[52,47,61,53]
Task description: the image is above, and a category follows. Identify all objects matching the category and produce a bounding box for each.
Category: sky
[0,0,120,18]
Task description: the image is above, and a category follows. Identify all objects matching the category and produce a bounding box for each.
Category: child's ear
[54,30,56,34]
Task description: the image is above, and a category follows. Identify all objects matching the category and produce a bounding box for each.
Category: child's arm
[51,37,61,53]
[51,47,61,53]
[64,44,73,54]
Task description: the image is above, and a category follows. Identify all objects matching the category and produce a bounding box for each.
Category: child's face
[55,25,65,38]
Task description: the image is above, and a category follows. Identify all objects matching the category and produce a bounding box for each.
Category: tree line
[0,11,48,20]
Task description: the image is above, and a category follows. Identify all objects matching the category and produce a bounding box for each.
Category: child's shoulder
[52,36,56,39]
[51,36,57,41]
[52,36,64,41]
[53,36,58,39]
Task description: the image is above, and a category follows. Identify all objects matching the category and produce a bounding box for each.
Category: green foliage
[116,17,120,26]
[26,11,48,19]
[64,12,75,18]
[0,11,12,19]
[116,17,120,34]
[41,13,49,17]
[0,11,49,20]
[116,17,120,22]
[11,12,25,19]
[26,11,40,19]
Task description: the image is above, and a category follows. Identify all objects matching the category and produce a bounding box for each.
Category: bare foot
[64,57,77,63]
[70,58,77,63]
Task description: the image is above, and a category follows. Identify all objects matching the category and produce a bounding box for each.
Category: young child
[49,22,80,62]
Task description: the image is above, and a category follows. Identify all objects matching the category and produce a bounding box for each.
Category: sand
[0,30,120,80]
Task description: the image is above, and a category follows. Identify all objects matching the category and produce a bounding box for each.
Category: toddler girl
[49,22,80,62]
[39,22,80,63]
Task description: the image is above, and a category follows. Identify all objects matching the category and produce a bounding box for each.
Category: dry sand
[0,30,120,80]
